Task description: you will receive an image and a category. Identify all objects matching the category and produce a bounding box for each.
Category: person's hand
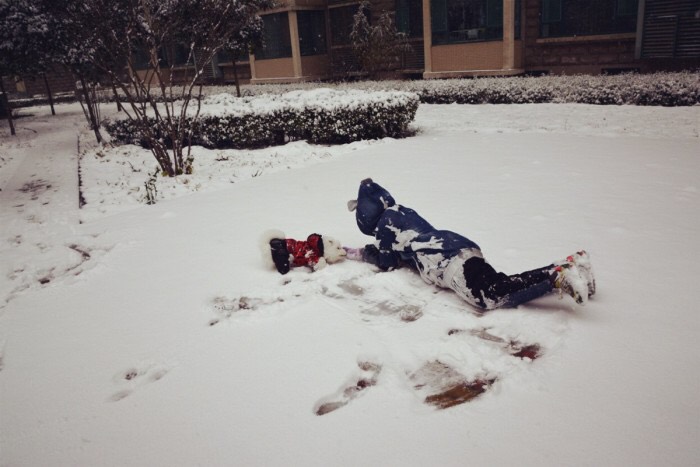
[362,244,380,265]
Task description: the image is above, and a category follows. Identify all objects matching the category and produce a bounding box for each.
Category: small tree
[350,2,411,79]
[0,0,54,134]
[1,0,108,139]
[41,0,273,177]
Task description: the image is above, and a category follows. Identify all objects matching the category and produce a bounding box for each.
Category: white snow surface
[1,99,699,466]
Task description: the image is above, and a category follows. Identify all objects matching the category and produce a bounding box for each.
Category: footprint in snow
[409,360,496,410]
[208,295,284,326]
[314,361,382,416]
[17,179,52,201]
[449,328,543,361]
[2,239,114,308]
[315,359,498,414]
[108,363,170,402]
[333,277,424,323]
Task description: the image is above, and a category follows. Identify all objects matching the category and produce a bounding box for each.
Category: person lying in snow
[347,178,595,311]
[261,230,347,275]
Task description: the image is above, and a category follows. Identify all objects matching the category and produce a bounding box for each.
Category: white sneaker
[553,262,588,305]
[571,250,596,298]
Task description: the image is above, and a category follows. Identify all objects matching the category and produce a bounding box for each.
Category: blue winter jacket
[353,179,480,271]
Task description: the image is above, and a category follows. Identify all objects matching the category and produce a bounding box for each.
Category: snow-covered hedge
[205,71,700,107]
[401,73,699,106]
[105,89,419,149]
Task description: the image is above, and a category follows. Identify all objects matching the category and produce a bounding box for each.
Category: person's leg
[461,257,554,310]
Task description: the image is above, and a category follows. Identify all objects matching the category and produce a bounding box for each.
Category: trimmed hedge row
[205,71,700,107]
[412,73,700,106]
[105,89,419,149]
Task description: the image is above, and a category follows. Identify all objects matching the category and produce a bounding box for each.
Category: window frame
[431,0,504,46]
[540,0,639,38]
[329,4,364,46]
[298,10,328,56]
[396,0,424,38]
[616,0,638,17]
[256,12,293,60]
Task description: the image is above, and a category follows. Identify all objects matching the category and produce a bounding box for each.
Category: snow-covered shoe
[552,263,588,305]
[570,250,595,297]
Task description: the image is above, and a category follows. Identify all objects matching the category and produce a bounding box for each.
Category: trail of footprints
[3,237,114,308]
[313,328,541,416]
[209,270,546,414]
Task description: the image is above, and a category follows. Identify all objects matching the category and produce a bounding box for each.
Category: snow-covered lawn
[1,99,698,466]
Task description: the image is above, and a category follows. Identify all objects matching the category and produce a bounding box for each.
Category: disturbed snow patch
[209,260,570,414]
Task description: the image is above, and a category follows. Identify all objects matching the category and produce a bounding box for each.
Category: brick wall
[20,65,76,97]
[220,62,252,84]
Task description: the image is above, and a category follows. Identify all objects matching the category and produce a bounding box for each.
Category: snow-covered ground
[1,98,698,466]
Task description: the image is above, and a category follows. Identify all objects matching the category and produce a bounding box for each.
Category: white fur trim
[321,236,346,263]
[259,229,286,270]
[313,257,328,271]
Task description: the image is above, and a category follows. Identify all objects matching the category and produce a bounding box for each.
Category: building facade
[5,0,699,98]
[249,0,700,83]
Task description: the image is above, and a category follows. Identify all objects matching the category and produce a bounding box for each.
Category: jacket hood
[355,178,396,235]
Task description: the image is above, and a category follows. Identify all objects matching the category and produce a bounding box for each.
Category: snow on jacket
[353,178,482,282]
[286,234,324,267]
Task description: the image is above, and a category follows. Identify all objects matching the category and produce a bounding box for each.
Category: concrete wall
[301,55,331,78]
[431,42,506,72]
[253,57,296,80]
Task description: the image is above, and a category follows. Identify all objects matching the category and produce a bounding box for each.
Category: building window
[616,0,638,17]
[330,4,364,46]
[166,44,194,66]
[257,12,292,60]
[132,47,151,70]
[396,0,424,38]
[431,0,503,45]
[298,10,327,56]
[541,0,638,38]
[217,47,250,64]
[132,44,194,70]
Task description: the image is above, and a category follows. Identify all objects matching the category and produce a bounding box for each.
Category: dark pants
[463,257,554,310]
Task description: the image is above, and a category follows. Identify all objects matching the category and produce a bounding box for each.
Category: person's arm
[343,246,364,261]
[360,213,400,270]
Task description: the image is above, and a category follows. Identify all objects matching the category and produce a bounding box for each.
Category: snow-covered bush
[394,72,699,106]
[277,89,418,143]
[106,89,419,149]
[204,71,699,107]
